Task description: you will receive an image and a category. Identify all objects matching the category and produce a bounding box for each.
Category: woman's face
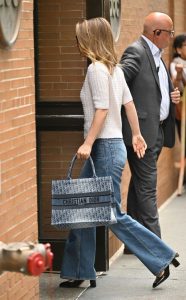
[177,41,186,60]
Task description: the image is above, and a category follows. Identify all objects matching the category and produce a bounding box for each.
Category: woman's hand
[175,63,183,75]
[77,143,92,160]
[76,109,108,160]
[171,87,181,104]
[132,134,147,158]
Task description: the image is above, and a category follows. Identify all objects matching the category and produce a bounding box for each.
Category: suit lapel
[139,37,161,90]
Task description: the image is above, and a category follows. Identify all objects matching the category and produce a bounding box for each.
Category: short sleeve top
[80,61,133,138]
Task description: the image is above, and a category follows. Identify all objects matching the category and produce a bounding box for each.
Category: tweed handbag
[51,155,117,229]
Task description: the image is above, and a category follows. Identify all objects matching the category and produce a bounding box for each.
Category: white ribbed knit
[80,62,133,138]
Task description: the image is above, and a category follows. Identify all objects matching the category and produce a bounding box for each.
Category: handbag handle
[67,154,97,179]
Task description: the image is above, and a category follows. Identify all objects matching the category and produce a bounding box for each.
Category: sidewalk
[39,190,186,300]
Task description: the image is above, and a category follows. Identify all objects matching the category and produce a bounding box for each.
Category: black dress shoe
[59,279,96,288]
[153,266,170,288]
[153,257,180,288]
[123,247,133,254]
[59,280,84,288]
[90,280,96,287]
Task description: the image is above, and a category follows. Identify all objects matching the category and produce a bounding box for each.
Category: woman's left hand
[171,87,181,104]
[132,135,147,158]
[77,143,92,160]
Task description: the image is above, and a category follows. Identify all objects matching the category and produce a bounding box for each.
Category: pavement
[39,190,186,300]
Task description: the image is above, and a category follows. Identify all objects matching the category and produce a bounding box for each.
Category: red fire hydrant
[0,242,53,276]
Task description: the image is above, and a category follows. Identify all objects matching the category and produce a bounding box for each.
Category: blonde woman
[60,18,179,289]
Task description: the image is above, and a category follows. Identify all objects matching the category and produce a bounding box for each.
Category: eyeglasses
[154,29,175,37]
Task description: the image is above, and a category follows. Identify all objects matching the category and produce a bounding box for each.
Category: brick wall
[0,1,38,299]
[38,0,86,101]
[173,0,186,34]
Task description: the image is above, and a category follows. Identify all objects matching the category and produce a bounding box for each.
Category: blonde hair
[76,18,118,73]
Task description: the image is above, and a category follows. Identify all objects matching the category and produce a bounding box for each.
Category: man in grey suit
[120,12,180,250]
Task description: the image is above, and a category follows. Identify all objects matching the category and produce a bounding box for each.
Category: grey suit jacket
[120,37,175,148]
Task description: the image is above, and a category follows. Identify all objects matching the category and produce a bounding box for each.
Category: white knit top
[80,62,133,139]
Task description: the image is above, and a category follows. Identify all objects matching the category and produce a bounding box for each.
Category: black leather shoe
[59,279,96,288]
[59,280,84,288]
[90,280,96,287]
[153,257,180,288]
[153,266,170,288]
[123,247,133,254]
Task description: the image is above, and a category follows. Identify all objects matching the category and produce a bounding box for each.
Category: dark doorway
[34,0,110,272]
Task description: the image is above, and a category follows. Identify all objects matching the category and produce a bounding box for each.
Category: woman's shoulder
[172,57,185,64]
[88,61,109,74]
[114,64,125,79]
[115,64,123,73]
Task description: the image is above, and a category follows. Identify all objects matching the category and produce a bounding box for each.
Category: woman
[60,17,180,289]
[170,33,186,138]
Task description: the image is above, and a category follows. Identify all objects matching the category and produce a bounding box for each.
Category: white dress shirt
[142,35,170,121]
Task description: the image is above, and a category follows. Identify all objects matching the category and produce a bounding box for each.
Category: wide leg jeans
[61,138,176,280]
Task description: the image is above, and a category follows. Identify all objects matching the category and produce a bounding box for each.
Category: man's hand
[171,87,181,104]
[132,134,147,158]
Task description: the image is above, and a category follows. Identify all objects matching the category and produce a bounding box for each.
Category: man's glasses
[154,29,175,37]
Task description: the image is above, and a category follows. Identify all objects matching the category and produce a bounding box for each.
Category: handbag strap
[67,155,97,179]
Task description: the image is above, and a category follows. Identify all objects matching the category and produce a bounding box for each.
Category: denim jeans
[61,138,176,280]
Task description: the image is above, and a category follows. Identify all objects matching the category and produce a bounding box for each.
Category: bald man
[120,12,180,250]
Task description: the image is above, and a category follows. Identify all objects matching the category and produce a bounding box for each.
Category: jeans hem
[60,275,96,280]
[155,252,177,276]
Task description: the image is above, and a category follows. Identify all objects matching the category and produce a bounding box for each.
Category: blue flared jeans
[61,138,176,280]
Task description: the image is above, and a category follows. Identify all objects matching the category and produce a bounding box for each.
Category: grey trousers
[126,125,164,238]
